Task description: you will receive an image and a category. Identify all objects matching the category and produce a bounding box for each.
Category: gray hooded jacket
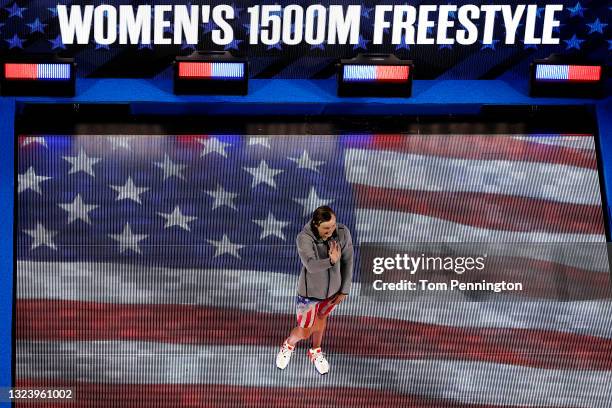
[296,221,354,300]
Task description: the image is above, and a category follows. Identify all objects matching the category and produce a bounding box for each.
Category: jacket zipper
[325,240,330,297]
[305,265,308,297]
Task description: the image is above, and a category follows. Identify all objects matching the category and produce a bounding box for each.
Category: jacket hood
[301,221,317,240]
[301,220,340,242]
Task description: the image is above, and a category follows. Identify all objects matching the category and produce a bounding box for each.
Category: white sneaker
[307,347,329,375]
[276,341,295,370]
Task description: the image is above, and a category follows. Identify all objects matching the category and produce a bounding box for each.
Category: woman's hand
[331,293,347,305]
[328,240,341,264]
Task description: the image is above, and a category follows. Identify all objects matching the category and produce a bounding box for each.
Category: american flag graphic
[16,133,612,407]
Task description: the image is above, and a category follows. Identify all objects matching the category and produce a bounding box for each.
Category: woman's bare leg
[310,314,328,349]
[285,326,313,346]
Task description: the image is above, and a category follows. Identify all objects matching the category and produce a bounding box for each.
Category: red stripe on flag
[17,300,612,370]
[4,63,37,79]
[177,62,212,78]
[304,309,313,328]
[363,135,597,169]
[567,66,601,82]
[15,380,547,408]
[375,66,409,82]
[353,184,605,235]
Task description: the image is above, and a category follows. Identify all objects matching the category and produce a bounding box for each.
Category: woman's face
[316,215,336,240]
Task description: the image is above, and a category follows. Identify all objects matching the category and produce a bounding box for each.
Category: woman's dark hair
[310,206,336,238]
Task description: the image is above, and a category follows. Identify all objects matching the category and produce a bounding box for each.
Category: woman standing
[276,206,354,375]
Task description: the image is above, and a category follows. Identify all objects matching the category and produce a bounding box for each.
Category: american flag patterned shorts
[295,295,338,328]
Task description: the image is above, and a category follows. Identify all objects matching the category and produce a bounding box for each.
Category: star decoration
[608,40,612,50]
[439,43,453,50]
[95,43,110,50]
[361,7,373,18]
[202,21,217,34]
[247,137,271,148]
[564,34,585,50]
[109,177,150,204]
[243,160,284,188]
[267,41,283,51]
[586,19,607,34]
[49,35,66,50]
[138,43,153,50]
[522,41,538,50]
[395,36,410,51]
[207,234,244,258]
[568,2,586,18]
[57,194,99,225]
[18,167,51,194]
[288,151,324,173]
[23,223,58,250]
[5,34,24,49]
[293,187,334,217]
[198,137,231,158]
[5,3,27,18]
[311,42,326,51]
[154,154,187,181]
[62,148,102,177]
[353,35,370,51]
[157,205,197,231]
[224,39,242,51]
[253,212,291,240]
[48,7,58,17]
[27,18,47,33]
[416,25,434,36]
[230,3,244,19]
[109,223,148,254]
[108,136,134,150]
[21,137,47,148]
[204,184,239,211]
[480,39,500,50]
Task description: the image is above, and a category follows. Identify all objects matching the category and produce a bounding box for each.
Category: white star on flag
[247,137,271,148]
[108,136,134,151]
[21,137,47,148]
[57,194,99,225]
[23,223,58,250]
[253,212,291,240]
[243,160,284,188]
[293,187,334,217]
[207,234,244,258]
[62,148,102,177]
[109,223,148,254]
[204,184,239,211]
[198,137,231,158]
[154,154,187,180]
[18,167,51,194]
[109,177,150,204]
[157,206,198,231]
[288,150,325,173]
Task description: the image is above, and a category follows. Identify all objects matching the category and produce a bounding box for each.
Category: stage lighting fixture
[174,51,248,95]
[529,54,606,98]
[337,54,413,97]
[1,56,76,96]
